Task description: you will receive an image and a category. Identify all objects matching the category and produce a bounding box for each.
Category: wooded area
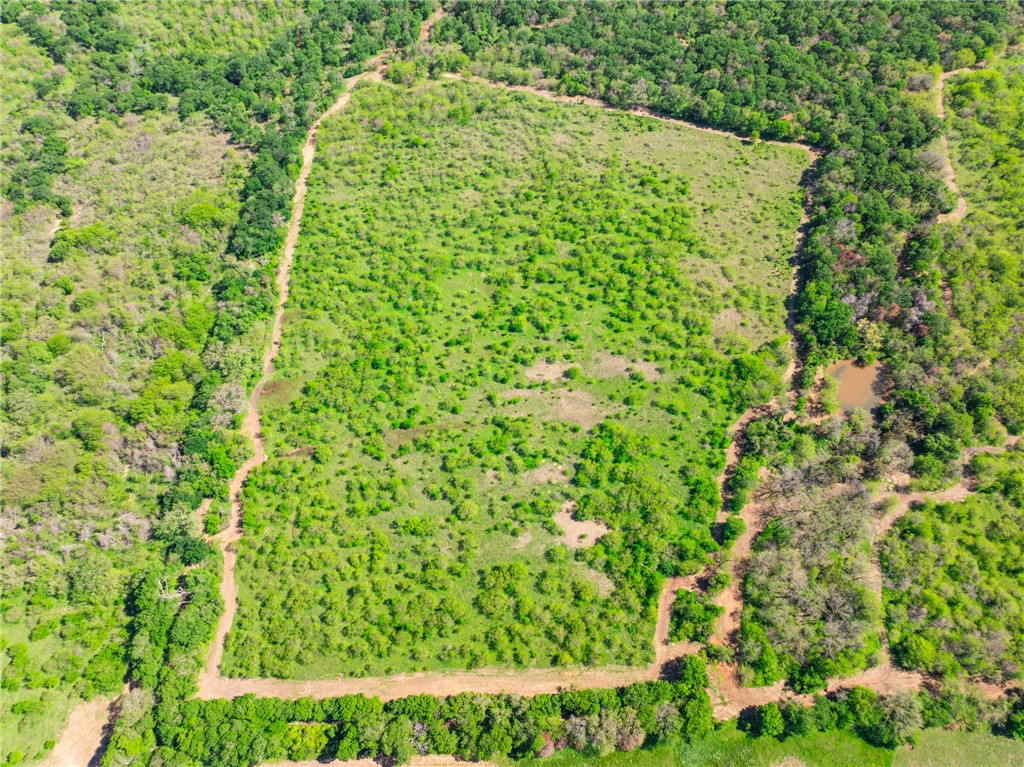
[2,1,1023,765]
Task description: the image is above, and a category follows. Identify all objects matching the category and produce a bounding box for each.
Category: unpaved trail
[199,573,699,701]
[198,57,388,697]
[935,67,974,225]
[419,7,444,42]
[39,695,116,767]
[712,435,1020,720]
[867,435,1021,598]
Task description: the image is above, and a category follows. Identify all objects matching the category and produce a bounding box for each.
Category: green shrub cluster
[225,81,793,678]
[882,447,1024,682]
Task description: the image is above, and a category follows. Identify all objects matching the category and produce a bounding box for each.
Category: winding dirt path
[419,7,444,42]
[867,436,1021,597]
[198,57,389,697]
[935,67,974,225]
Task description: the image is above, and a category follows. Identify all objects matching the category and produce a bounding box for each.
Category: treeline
[432,0,1021,476]
[104,652,714,766]
[744,683,1024,748]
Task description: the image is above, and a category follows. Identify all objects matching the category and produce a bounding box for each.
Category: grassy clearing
[224,79,809,680]
[892,729,1024,767]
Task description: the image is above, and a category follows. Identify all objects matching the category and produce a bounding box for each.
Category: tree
[756,703,785,738]
[881,692,924,747]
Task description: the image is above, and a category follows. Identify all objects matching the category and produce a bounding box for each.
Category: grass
[892,729,1024,767]
[222,78,809,680]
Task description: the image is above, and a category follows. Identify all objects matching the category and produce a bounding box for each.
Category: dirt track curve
[197,57,390,697]
[935,67,974,225]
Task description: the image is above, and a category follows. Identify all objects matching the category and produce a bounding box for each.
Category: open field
[893,729,1024,767]
[222,78,809,680]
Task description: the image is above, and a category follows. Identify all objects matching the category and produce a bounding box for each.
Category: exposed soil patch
[554,501,609,548]
[524,359,573,381]
[524,462,569,484]
[512,530,532,550]
[935,67,974,225]
[827,359,883,414]
[504,387,609,429]
[40,695,115,767]
[589,353,662,381]
[524,354,661,382]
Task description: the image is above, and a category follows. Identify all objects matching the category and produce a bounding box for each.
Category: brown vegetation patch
[525,462,569,484]
[584,566,615,597]
[503,388,609,429]
[260,378,298,400]
[554,502,610,549]
[383,424,439,449]
[588,353,662,381]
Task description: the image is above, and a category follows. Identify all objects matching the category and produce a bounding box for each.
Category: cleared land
[222,79,809,680]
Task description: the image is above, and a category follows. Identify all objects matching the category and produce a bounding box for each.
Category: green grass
[224,78,809,680]
[893,729,1024,767]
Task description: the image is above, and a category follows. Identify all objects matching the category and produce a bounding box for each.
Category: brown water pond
[827,359,884,414]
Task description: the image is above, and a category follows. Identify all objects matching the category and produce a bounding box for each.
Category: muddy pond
[827,359,884,414]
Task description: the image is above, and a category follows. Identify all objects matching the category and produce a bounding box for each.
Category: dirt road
[935,67,974,224]
[198,58,388,697]
[39,695,116,767]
